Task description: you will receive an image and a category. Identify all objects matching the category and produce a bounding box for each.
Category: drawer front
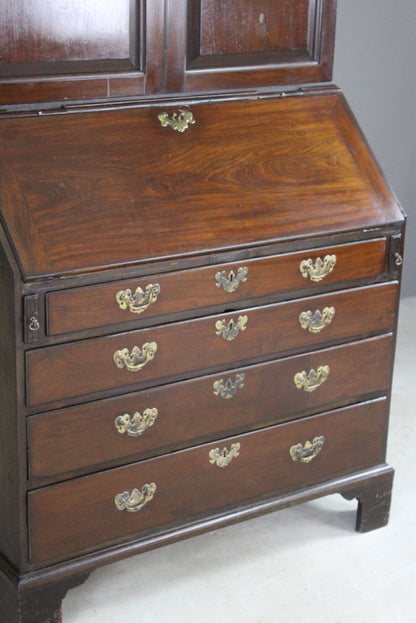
[26,282,398,407]
[28,398,388,565]
[28,335,393,481]
[46,239,387,335]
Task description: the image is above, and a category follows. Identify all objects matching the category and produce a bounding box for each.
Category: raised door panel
[0,0,164,106]
[166,0,337,92]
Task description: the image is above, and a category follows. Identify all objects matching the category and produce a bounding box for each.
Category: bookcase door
[166,0,337,93]
[0,0,164,106]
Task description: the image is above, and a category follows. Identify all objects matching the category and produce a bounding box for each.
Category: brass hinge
[24,294,41,343]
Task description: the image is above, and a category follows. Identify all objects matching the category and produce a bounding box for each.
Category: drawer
[28,398,388,565]
[46,239,387,335]
[26,282,398,407]
[28,334,393,481]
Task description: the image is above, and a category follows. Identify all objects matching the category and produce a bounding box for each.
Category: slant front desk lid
[0,93,404,280]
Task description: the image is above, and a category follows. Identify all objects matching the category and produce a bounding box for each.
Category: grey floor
[63,296,416,623]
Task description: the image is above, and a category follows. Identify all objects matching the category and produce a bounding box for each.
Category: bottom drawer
[28,398,387,565]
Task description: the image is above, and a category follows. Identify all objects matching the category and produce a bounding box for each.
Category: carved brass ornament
[294,365,330,392]
[215,267,248,293]
[215,315,248,341]
[299,254,337,282]
[113,342,157,372]
[114,483,156,513]
[158,109,195,133]
[213,373,245,399]
[115,408,158,437]
[116,284,160,315]
[299,306,335,333]
[209,443,241,468]
[290,436,325,463]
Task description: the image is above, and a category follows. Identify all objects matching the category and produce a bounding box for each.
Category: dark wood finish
[0,3,406,621]
[28,334,393,482]
[46,238,387,335]
[166,0,337,92]
[28,398,387,565]
[26,282,398,407]
[342,466,394,532]
[197,0,311,56]
[0,0,337,107]
[0,239,23,570]
[0,563,89,623]
[0,95,403,280]
[0,0,166,106]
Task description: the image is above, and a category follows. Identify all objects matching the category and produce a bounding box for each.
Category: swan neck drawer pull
[113,342,157,372]
[209,443,241,468]
[215,267,248,293]
[299,307,335,333]
[294,365,330,392]
[290,436,325,463]
[115,408,158,437]
[114,483,156,513]
[158,109,195,132]
[213,373,245,399]
[299,254,336,282]
[215,315,248,341]
[116,284,160,314]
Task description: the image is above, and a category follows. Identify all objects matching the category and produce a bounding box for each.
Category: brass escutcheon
[114,483,156,513]
[299,307,335,333]
[115,408,158,437]
[215,267,248,293]
[209,443,241,468]
[215,315,248,341]
[290,436,325,463]
[299,254,336,282]
[294,366,330,392]
[113,342,157,372]
[213,373,245,399]
[116,283,160,314]
[158,109,195,133]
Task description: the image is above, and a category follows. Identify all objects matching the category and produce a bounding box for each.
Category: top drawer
[46,239,387,335]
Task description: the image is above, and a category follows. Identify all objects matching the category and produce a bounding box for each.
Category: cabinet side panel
[0,241,21,568]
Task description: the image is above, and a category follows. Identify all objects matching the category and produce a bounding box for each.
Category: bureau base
[0,465,394,623]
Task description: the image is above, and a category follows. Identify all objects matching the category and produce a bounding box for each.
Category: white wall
[333,0,416,296]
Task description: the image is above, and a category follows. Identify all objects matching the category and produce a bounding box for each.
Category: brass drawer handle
[290,436,325,463]
[116,284,160,315]
[299,306,335,333]
[299,254,336,282]
[209,442,241,468]
[113,342,157,372]
[158,109,195,133]
[213,373,245,399]
[114,483,156,513]
[215,267,248,293]
[115,408,158,437]
[394,252,403,266]
[215,315,248,341]
[294,365,330,392]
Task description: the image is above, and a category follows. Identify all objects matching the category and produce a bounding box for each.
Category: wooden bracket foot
[341,466,394,532]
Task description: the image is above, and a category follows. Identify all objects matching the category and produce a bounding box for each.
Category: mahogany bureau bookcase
[0,1,405,621]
